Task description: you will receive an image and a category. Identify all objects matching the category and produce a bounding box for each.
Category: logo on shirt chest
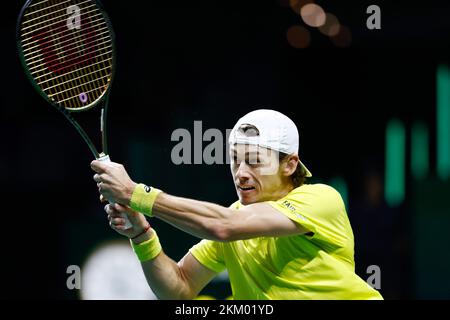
[282,200,307,221]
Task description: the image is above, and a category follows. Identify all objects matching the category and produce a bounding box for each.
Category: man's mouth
[237,185,256,191]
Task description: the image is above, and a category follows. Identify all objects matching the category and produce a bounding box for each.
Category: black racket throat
[60,96,110,159]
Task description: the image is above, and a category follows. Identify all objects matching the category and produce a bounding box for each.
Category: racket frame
[16,0,117,159]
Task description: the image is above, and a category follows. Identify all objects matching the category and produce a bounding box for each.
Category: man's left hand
[91,160,137,205]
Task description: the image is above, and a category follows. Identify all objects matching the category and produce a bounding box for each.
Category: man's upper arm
[177,252,218,298]
[226,203,311,240]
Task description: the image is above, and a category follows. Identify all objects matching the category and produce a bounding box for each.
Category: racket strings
[45,64,111,93]
[21,5,100,39]
[27,0,71,11]
[19,0,113,111]
[22,0,93,31]
[35,55,111,83]
[22,18,108,57]
[28,34,112,73]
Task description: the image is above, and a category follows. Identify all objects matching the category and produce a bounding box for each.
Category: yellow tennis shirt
[189,183,383,300]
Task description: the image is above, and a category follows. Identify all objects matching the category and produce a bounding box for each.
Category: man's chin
[237,187,262,205]
[238,195,259,206]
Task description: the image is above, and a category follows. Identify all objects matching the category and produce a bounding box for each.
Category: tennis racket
[17,0,132,229]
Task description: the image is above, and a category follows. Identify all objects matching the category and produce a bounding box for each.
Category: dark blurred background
[1,0,450,299]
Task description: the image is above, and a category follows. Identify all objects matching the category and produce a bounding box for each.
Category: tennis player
[91,109,383,300]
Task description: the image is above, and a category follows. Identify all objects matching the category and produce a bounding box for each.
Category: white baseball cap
[229,109,312,177]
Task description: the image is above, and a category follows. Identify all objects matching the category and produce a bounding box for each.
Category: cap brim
[299,160,312,178]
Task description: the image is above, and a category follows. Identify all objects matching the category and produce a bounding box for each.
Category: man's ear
[282,154,299,177]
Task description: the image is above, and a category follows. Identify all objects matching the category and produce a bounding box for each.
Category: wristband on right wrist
[130,229,162,262]
[129,184,162,217]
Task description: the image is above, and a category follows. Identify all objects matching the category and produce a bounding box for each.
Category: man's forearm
[152,192,235,241]
[127,184,237,241]
[140,251,195,300]
[132,229,195,300]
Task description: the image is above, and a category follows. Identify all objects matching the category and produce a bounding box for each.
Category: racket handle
[97,154,133,230]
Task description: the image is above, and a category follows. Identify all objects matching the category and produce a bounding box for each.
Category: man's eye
[232,157,241,165]
[246,159,261,165]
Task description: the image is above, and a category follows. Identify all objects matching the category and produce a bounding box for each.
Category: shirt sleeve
[189,239,226,273]
[267,184,349,248]
[188,201,240,273]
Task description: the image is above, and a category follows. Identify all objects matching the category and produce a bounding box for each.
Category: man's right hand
[105,203,152,243]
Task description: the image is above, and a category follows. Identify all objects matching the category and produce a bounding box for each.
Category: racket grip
[97,154,133,230]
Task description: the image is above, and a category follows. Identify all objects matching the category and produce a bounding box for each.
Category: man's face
[230,144,284,205]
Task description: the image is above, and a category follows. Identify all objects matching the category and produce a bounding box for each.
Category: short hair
[278,152,307,188]
[237,123,260,137]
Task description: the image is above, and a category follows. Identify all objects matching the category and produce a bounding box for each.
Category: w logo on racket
[30,8,98,75]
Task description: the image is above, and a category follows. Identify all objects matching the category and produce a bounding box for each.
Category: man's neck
[273,182,296,200]
[260,182,296,203]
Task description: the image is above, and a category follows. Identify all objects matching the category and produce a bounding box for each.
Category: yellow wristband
[130,184,162,217]
[130,230,162,262]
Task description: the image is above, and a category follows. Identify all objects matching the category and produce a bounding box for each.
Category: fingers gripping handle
[97,154,133,230]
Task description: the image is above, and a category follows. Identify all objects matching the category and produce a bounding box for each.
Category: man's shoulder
[290,183,340,196]
[284,184,348,226]
[228,184,343,208]
[286,183,343,204]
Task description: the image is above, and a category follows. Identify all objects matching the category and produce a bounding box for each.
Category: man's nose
[236,162,251,180]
